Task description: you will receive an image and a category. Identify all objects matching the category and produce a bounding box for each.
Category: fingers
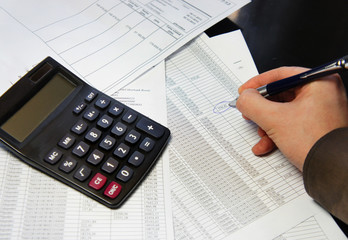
[252,128,276,156]
[236,66,348,171]
[238,66,309,94]
[236,89,279,157]
[236,88,279,126]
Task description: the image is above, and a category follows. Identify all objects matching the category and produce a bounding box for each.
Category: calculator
[0,57,170,208]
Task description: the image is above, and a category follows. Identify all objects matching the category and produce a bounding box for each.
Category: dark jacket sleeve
[303,127,348,224]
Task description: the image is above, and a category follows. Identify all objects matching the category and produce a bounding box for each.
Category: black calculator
[0,57,170,208]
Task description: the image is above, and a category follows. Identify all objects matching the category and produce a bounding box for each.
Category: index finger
[238,66,309,94]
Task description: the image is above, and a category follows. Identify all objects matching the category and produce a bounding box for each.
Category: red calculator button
[88,173,107,190]
[104,181,122,199]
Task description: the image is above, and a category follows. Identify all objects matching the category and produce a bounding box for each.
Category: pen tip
[229,99,237,107]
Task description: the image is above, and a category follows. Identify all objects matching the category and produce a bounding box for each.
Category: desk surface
[225,0,348,235]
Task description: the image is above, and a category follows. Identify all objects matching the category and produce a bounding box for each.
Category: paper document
[0,0,249,92]
[165,31,346,239]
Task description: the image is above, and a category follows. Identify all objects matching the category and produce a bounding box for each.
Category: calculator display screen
[1,73,76,142]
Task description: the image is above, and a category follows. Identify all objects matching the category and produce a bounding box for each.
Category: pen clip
[300,55,348,79]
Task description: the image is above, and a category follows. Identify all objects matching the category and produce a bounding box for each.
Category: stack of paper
[0,0,345,239]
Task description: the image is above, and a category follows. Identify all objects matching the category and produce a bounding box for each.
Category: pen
[229,55,348,107]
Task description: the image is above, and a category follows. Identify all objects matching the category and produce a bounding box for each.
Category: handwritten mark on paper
[213,101,232,114]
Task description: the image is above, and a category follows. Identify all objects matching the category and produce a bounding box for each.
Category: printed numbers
[99,135,116,150]
[116,166,133,182]
[111,122,127,136]
[85,128,101,142]
[72,141,90,157]
[97,115,113,129]
[113,143,130,158]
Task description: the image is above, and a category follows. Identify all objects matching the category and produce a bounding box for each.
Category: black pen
[229,55,348,107]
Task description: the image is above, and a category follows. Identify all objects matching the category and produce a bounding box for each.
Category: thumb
[236,88,278,128]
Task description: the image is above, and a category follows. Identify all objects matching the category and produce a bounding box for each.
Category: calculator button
[95,97,110,109]
[122,110,137,124]
[116,166,133,182]
[104,181,122,199]
[101,157,119,174]
[108,103,124,117]
[59,156,77,173]
[87,149,104,165]
[85,128,102,143]
[71,120,88,135]
[73,102,87,114]
[136,117,164,138]
[113,143,130,158]
[83,107,99,121]
[139,137,155,152]
[97,114,113,129]
[44,148,63,164]
[128,151,144,167]
[85,91,98,102]
[74,165,92,182]
[58,134,76,149]
[99,135,116,151]
[89,173,107,190]
[111,122,127,137]
[125,130,141,144]
[72,141,90,157]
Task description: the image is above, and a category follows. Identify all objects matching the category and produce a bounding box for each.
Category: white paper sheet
[0,0,249,92]
[165,31,346,239]
[0,1,249,238]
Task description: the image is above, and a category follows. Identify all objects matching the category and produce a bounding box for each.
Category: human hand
[236,67,348,171]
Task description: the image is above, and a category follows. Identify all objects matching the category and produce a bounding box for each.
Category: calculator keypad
[44,148,63,164]
[59,156,77,173]
[104,182,122,199]
[74,165,91,181]
[89,173,107,190]
[111,122,127,136]
[71,120,88,135]
[87,149,104,165]
[101,157,119,173]
[44,89,169,208]
[58,134,76,149]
